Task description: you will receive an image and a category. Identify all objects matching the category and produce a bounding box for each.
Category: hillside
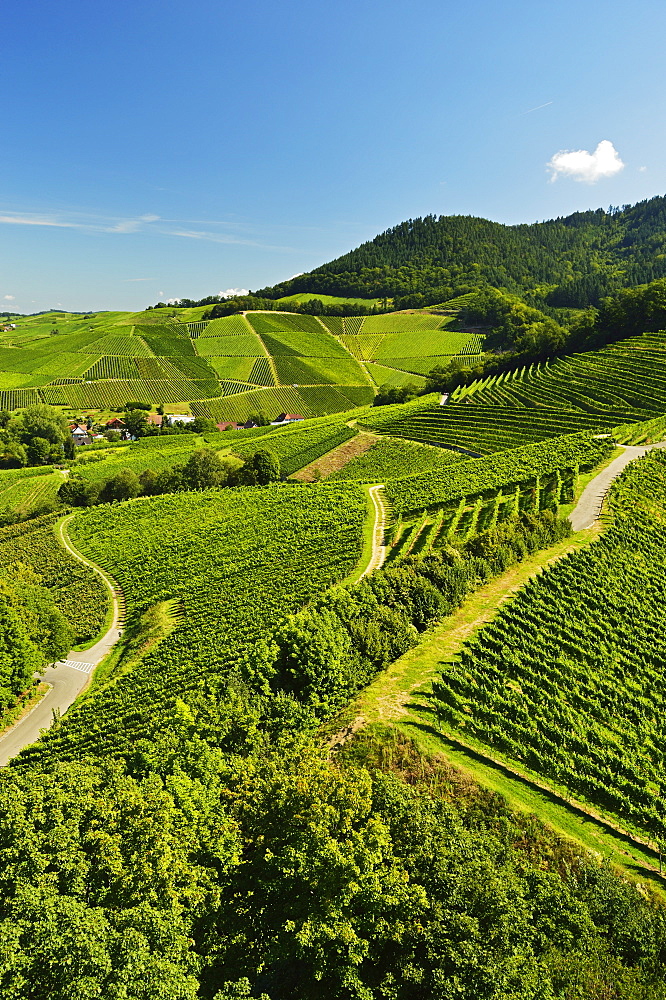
[256,194,666,307]
[0,309,483,422]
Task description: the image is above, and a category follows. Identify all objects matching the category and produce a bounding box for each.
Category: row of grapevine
[362,401,632,454]
[232,422,357,476]
[432,449,666,841]
[80,334,155,357]
[191,384,375,423]
[198,316,253,338]
[42,376,221,408]
[380,430,612,514]
[329,436,464,482]
[0,513,108,642]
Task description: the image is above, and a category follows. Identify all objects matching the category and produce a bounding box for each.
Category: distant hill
[1,308,480,420]
[255,195,666,308]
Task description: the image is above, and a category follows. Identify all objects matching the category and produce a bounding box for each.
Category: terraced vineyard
[382,431,613,515]
[459,332,666,419]
[23,483,368,760]
[363,401,636,454]
[432,448,666,841]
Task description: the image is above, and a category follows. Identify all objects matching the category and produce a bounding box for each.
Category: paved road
[0,516,123,766]
[569,442,666,531]
[360,484,387,578]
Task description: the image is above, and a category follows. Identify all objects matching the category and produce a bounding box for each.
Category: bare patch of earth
[292,431,379,482]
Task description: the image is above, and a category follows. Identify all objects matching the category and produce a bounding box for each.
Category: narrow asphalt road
[360,484,387,578]
[569,441,666,531]
[0,515,123,766]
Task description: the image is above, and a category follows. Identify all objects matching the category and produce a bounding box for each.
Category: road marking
[56,659,95,674]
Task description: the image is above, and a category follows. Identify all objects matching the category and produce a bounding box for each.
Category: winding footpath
[0,515,124,766]
[360,484,387,578]
[569,440,666,531]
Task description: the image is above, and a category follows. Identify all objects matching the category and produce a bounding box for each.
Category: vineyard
[362,400,634,453]
[432,449,666,841]
[0,513,108,641]
[382,431,613,514]
[328,436,464,482]
[0,307,485,422]
[23,483,368,760]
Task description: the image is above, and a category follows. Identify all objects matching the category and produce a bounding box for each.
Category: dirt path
[360,484,387,578]
[0,515,124,766]
[569,441,666,531]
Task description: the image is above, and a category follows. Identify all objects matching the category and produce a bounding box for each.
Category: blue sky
[2,0,665,312]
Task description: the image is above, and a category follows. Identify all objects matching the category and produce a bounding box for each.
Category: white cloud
[639,165,647,172]
[3,294,14,301]
[219,288,249,298]
[547,140,625,183]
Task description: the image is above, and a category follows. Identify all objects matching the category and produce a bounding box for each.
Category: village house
[271,413,304,425]
[70,424,91,446]
[165,414,196,426]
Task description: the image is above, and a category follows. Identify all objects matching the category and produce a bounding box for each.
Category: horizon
[6,191,666,317]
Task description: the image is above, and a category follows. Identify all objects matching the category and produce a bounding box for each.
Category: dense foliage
[256,197,666,306]
[0,562,72,709]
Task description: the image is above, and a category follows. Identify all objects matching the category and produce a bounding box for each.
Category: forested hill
[256,195,666,308]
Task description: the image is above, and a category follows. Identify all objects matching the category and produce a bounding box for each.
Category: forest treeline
[254,196,666,307]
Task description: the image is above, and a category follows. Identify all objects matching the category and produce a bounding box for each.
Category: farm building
[70,424,91,445]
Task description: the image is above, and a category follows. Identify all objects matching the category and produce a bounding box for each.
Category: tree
[181,449,228,490]
[0,440,27,469]
[57,476,98,507]
[249,449,280,485]
[123,408,148,438]
[98,469,142,503]
[8,404,69,447]
[27,436,51,466]
[192,417,217,434]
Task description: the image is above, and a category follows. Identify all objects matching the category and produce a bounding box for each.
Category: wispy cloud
[166,228,293,251]
[547,139,625,183]
[521,101,553,115]
[0,210,161,234]
[0,207,298,252]
[3,294,15,301]
[123,277,154,282]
